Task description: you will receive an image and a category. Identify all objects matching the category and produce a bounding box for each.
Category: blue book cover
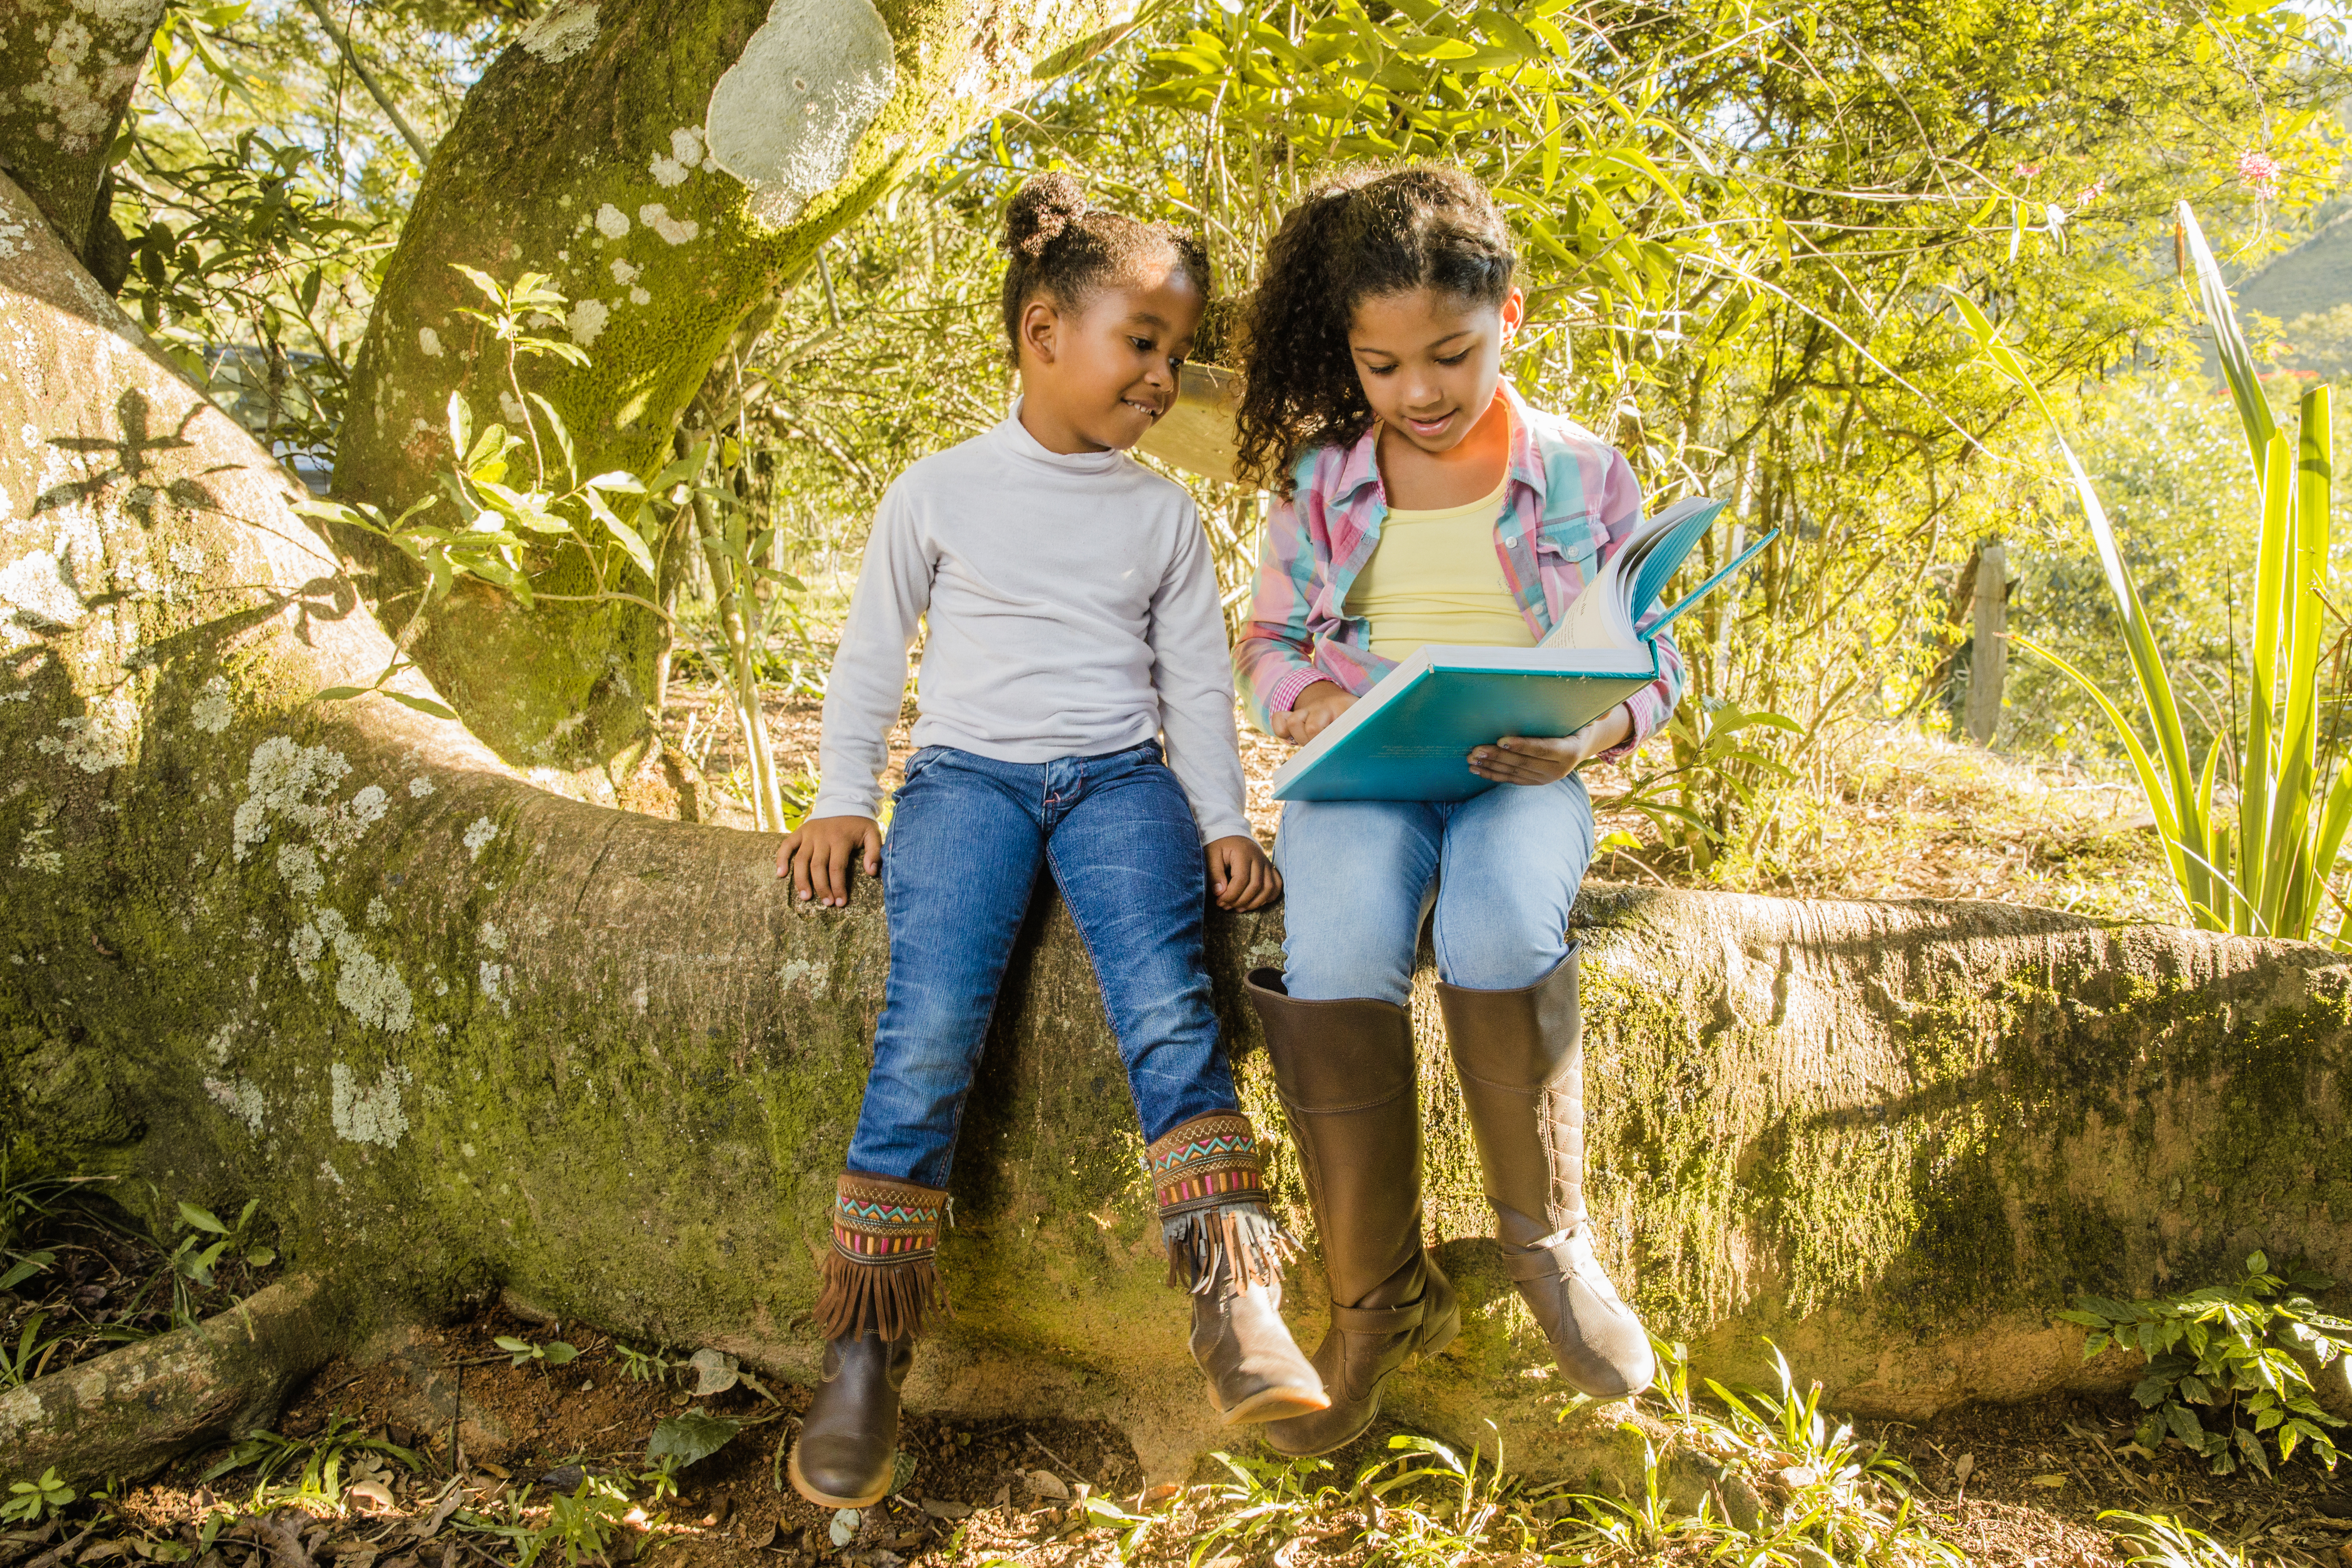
[1271,500,1771,803]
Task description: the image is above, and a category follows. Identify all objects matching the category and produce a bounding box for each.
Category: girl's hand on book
[778,815,883,906]
[1271,681,1355,745]
[1471,705,1633,786]
[1206,835,1281,912]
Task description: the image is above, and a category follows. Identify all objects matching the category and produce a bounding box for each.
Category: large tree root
[0,1277,355,1488]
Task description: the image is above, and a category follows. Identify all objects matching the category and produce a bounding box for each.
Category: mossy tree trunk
[325,0,1130,771]
[6,174,2352,1488]
[0,0,160,286]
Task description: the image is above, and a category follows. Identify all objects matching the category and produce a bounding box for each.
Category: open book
[1269,498,1772,802]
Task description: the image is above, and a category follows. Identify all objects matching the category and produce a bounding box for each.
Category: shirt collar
[995,398,1130,476]
[1328,382,1545,506]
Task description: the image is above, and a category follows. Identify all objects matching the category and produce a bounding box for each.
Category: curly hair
[1234,164,1516,493]
[999,172,1212,367]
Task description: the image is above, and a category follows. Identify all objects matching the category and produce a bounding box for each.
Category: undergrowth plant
[1958,200,2349,944]
[201,1413,421,1507]
[1174,1341,1959,1566]
[2056,1251,2351,1475]
[0,1469,74,1526]
[2102,1509,2250,1568]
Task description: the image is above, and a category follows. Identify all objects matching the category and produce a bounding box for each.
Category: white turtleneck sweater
[809,408,1251,845]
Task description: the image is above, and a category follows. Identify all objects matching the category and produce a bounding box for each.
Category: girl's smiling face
[1346,285,1525,456]
[1014,264,1203,455]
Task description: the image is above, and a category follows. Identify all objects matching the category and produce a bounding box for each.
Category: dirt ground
[12,1289,2352,1568]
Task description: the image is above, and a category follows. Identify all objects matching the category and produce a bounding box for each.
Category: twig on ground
[21,1525,95,1568]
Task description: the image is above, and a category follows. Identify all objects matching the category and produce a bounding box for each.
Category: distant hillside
[2238,204,2352,325]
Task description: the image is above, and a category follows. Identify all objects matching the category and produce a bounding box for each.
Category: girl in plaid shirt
[1230,165,1681,1455]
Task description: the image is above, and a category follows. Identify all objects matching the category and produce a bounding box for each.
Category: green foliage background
[99,0,2352,907]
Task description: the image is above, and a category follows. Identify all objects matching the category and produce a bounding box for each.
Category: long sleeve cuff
[805,781,882,822]
[1266,665,1328,715]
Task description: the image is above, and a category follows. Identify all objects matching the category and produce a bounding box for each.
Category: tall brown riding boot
[1246,972,1459,1457]
[1150,1112,1329,1425]
[1437,946,1654,1400]
[787,1173,947,1509]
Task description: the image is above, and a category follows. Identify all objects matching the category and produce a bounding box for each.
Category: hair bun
[1003,172,1088,260]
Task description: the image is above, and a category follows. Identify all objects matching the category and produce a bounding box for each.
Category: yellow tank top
[1344,477,1532,663]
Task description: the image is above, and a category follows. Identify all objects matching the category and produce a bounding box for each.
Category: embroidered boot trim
[1145,1113,1298,1296]
[815,1172,949,1342]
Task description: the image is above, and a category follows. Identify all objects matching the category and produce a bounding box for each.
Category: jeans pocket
[897,746,944,790]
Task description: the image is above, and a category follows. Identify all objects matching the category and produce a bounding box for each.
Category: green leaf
[178,1201,227,1235]
[447,391,473,458]
[583,491,658,582]
[2166,1403,2206,1445]
[0,1253,52,1292]
[647,1412,741,1469]
[543,1341,580,1366]
[381,690,459,722]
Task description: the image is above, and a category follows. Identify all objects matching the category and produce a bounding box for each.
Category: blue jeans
[845,742,1238,1188]
[1273,775,1596,1004]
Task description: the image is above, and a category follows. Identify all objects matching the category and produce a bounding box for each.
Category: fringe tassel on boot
[816,1172,951,1342]
[1145,1112,1298,1295]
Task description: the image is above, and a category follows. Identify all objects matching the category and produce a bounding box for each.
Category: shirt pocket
[1534,511,1603,580]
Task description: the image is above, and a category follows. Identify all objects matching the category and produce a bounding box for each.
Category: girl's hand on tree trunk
[779,815,883,906]
[1206,835,1281,912]
[1468,704,1634,786]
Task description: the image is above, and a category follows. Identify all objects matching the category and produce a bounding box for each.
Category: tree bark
[325,0,1132,770]
[1966,536,2008,745]
[5,184,2351,1487]
[0,0,162,285]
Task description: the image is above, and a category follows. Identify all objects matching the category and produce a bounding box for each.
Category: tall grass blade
[2177,203,2277,487]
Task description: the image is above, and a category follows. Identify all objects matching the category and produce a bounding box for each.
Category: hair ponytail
[1234,163,1516,492]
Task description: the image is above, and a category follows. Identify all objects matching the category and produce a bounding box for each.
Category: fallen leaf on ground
[1953,1454,1975,1486]
[687,1348,739,1397]
[828,1510,859,1549]
[348,1481,397,1513]
[920,1500,971,1522]
[1026,1470,1069,1501]
[2032,1474,2068,1489]
[743,1519,778,1550]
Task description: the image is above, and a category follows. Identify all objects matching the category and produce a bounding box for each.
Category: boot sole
[1219,1384,1332,1426]
[1262,1309,1461,1457]
[786,1445,893,1510]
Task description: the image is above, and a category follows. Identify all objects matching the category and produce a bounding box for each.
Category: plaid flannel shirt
[1233,383,1685,762]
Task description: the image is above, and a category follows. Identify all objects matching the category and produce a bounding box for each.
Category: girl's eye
[1363,363,1397,376]
[1130,337,1154,352]
[1436,351,1471,366]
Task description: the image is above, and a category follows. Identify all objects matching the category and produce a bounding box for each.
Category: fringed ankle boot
[1149,1112,1329,1425]
[1437,946,1654,1400]
[787,1173,947,1508]
[1246,972,1459,1457]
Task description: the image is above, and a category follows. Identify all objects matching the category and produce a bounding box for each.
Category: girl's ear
[1019,298,1061,367]
[1500,287,1527,345]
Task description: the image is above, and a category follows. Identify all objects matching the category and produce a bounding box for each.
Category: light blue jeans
[1272,775,1596,1004]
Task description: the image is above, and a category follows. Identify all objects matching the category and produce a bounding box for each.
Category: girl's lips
[1405,410,1455,435]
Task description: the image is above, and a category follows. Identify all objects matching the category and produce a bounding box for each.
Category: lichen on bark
[0,0,161,281]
